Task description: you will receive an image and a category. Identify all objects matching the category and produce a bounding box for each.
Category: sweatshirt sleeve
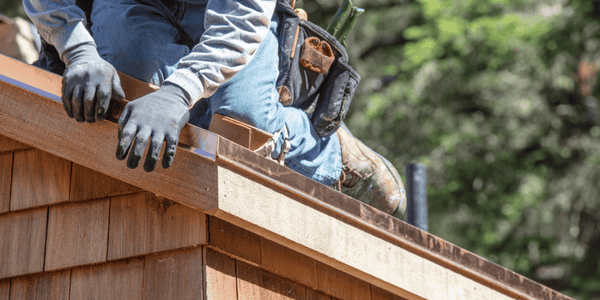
[164,0,277,107]
[23,0,95,60]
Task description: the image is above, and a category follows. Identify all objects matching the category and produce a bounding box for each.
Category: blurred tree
[300,0,600,298]
[1,0,28,19]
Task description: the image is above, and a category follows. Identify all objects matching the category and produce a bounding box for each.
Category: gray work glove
[62,44,125,122]
[116,83,191,172]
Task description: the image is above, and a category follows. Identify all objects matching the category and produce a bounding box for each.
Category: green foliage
[305,0,600,298]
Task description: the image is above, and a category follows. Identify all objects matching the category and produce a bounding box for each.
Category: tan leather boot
[334,124,407,217]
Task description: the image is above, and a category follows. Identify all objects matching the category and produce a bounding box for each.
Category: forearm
[23,0,95,60]
[164,0,277,107]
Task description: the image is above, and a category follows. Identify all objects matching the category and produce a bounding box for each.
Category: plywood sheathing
[70,163,141,202]
[143,247,204,300]
[70,259,143,300]
[11,149,71,211]
[205,248,238,300]
[0,152,12,214]
[45,200,110,271]
[107,192,207,260]
[10,270,71,300]
[0,207,47,278]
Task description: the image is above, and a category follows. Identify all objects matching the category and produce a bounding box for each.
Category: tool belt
[275,0,361,137]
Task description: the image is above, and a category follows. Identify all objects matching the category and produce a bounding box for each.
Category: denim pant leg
[90,0,195,86]
[90,0,341,185]
[207,17,342,185]
[91,0,214,129]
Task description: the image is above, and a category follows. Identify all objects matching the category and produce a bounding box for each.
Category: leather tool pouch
[275,0,360,137]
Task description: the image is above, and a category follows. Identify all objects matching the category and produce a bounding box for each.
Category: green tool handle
[326,0,353,37]
[337,6,365,47]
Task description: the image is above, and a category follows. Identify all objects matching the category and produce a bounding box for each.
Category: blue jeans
[90,0,341,185]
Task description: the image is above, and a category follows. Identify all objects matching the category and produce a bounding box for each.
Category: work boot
[334,123,407,218]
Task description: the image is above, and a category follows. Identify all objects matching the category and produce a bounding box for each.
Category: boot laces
[335,161,366,192]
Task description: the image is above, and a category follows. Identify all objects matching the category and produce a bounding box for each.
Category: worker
[23,0,407,217]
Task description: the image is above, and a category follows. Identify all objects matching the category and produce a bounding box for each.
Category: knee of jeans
[104,52,168,85]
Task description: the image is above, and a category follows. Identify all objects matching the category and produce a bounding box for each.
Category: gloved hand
[62,43,125,122]
[116,83,191,172]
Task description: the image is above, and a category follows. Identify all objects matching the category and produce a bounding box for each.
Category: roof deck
[0,53,573,300]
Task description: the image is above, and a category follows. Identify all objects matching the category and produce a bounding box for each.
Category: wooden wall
[0,134,408,300]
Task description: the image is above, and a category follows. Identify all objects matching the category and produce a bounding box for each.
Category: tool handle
[326,0,353,37]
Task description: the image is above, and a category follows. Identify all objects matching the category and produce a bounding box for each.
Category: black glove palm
[62,44,125,122]
[116,83,191,172]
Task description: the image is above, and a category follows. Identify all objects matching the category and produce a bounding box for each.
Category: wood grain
[143,247,204,300]
[260,237,318,289]
[305,289,331,300]
[205,248,238,300]
[209,216,262,265]
[10,270,71,300]
[70,163,140,202]
[0,280,9,300]
[45,200,110,271]
[0,135,29,154]
[209,114,273,151]
[316,262,371,300]
[0,207,47,279]
[371,285,408,300]
[236,260,305,300]
[0,153,12,214]
[0,55,219,213]
[11,149,71,211]
[70,259,144,300]
[107,192,207,260]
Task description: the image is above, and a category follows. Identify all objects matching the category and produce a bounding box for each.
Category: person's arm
[23,0,93,60]
[117,0,277,172]
[164,0,278,107]
[23,0,124,122]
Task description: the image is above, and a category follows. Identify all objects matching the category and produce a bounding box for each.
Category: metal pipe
[405,163,428,231]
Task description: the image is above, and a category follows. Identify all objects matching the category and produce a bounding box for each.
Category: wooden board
[11,149,71,211]
[371,285,408,300]
[305,289,331,300]
[214,165,512,300]
[0,135,29,154]
[70,259,144,300]
[209,216,262,265]
[143,247,204,300]
[10,270,71,300]
[0,280,9,300]
[316,262,371,300]
[260,237,318,290]
[45,200,110,271]
[0,54,219,213]
[70,163,141,202]
[107,192,207,260]
[205,248,238,300]
[0,152,12,214]
[209,113,272,151]
[0,207,47,279]
[236,260,305,300]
